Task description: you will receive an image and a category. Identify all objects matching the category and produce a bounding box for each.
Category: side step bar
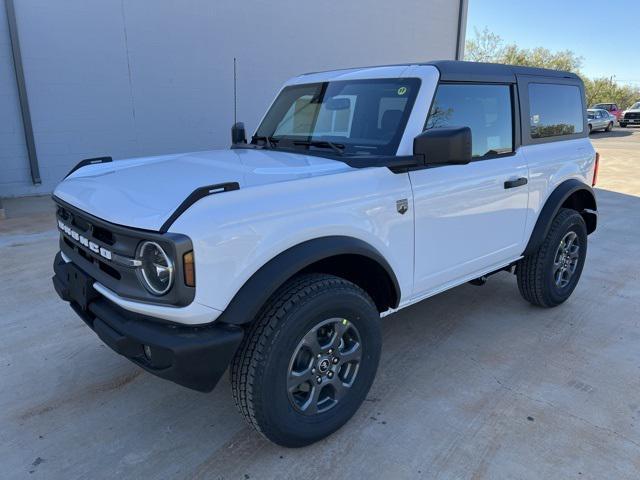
[468,263,516,286]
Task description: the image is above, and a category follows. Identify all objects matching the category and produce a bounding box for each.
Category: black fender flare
[217,236,401,326]
[523,179,597,256]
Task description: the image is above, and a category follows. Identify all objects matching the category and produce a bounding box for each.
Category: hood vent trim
[160,182,240,233]
[65,156,113,178]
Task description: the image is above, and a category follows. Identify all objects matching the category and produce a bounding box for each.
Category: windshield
[593,104,610,110]
[631,102,640,110]
[254,78,420,157]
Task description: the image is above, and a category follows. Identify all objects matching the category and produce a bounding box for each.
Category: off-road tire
[230,273,381,447]
[517,208,588,308]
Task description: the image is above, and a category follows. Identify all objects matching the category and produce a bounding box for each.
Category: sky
[466,0,640,87]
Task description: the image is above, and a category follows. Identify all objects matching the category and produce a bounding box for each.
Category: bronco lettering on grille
[58,220,112,261]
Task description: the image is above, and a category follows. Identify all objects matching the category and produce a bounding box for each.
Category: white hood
[53,148,352,230]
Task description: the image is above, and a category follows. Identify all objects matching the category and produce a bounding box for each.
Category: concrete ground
[1,128,639,479]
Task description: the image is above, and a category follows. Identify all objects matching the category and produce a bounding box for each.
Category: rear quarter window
[529,83,584,139]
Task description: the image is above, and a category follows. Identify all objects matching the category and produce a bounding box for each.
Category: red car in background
[592,103,623,122]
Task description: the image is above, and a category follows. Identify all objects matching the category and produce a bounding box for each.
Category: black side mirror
[413,126,472,165]
[231,122,247,145]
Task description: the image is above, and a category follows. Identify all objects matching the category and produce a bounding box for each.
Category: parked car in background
[592,103,622,122]
[587,108,614,133]
[620,102,640,127]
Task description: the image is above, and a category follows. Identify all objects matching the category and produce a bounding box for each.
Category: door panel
[410,155,529,295]
[409,81,528,296]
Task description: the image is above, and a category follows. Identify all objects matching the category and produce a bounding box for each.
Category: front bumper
[53,252,244,392]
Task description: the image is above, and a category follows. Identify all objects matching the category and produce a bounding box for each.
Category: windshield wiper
[251,135,278,149]
[293,140,345,155]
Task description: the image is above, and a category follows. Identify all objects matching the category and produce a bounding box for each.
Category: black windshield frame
[254,78,421,159]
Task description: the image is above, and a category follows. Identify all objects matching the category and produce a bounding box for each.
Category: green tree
[465,27,583,72]
[584,78,640,109]
[465,28,640,109]
[464,27,505,63]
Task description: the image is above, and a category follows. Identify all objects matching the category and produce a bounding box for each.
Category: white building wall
[0,1,30,193]
[1,0,466,197]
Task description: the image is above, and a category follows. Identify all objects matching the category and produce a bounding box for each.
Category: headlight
[137,241,174,295]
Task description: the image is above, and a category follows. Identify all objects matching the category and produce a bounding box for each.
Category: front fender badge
[396,199,409,215]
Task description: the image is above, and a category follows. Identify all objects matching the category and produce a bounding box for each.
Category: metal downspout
[5,0,41,185]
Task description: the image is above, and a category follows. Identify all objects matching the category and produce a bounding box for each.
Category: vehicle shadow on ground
[5,190,640,479]
[590,129,635,138]
[179,187,640,478]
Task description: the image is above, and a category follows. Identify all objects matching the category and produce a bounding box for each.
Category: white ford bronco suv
[52,61,598,447]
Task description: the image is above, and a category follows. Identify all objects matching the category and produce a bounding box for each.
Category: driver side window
[425,83,514,158]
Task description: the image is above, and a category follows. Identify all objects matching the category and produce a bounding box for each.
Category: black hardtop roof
[303,60,581,84]
[428,60,581,83]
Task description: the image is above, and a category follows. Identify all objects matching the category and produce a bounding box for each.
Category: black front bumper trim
[53,252,244,392]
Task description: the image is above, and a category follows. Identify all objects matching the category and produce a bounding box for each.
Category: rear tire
[517,209,588,308]
[230,273,381,447]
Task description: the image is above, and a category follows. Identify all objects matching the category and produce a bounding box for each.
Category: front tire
[517,208,588,308]
[606,121,613,132]
[230,273,381,447]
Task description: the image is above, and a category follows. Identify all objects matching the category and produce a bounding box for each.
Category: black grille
[54,197,195,307]
[624,112,640,119]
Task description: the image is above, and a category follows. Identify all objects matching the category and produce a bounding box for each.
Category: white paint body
[54,65,596,325]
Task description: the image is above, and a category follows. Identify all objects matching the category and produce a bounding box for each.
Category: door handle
[504,177,528,189]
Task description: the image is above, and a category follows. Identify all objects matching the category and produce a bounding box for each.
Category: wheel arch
[523,179,597,256]
[217,236,401,326]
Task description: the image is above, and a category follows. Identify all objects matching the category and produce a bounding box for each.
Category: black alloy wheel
[287,317,362,415]
[230,273,381,447]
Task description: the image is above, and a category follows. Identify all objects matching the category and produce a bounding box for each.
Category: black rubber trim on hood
[65,156,113,178]
[159,182,240,233]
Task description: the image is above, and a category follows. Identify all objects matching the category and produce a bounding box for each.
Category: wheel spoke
[554,268,564,286]
[339,342,362,364]
[331,379,349,402]
[302,385,323,414]
[553,254,563,271]
[568,245,580,259]
[288,367,314,390]
[330,320,349,349]
[302,329,322,354]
